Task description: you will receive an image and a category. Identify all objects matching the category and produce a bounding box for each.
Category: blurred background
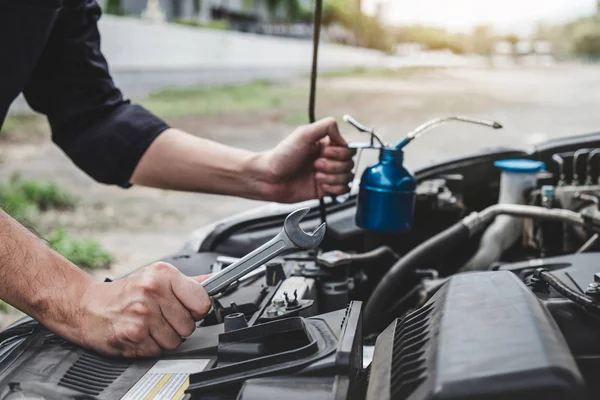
[2,0,600,326]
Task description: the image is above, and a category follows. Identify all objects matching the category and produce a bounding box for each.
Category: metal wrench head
[283,207,326,249]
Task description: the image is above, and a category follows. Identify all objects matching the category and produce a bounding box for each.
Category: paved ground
[2,63,600,326]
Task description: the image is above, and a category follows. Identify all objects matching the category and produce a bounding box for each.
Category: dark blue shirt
[0,0,170,187]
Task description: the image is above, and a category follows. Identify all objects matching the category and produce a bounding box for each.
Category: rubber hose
[350,246,399,263]
[363,222,470,331]
[539,270,600,317]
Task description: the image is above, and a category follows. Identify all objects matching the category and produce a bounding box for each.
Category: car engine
[3,135,600,399]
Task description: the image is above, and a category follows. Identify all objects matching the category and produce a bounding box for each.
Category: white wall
[97,16,391,71]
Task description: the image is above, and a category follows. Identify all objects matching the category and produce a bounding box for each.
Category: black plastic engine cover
[366,270,587,400]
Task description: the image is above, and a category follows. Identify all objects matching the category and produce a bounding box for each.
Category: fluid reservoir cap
[494,159,546,174]
[541,185,555,197]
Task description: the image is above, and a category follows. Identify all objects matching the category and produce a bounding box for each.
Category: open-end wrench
[202,207,326,296]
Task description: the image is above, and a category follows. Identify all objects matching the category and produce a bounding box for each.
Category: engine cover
[366,271,587,400]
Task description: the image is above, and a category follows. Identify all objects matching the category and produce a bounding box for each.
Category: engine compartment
[4,136,600,399]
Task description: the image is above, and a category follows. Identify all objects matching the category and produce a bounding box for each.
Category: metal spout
[395,116,503,150]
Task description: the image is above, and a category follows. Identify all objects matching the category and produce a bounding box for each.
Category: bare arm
[0,209,94,337]
[130,128,264,199]
[0,209,212,357]
[130,119,356,203]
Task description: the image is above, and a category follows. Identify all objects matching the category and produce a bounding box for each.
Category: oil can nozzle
[343,115,387,149]
[395,116,503,150]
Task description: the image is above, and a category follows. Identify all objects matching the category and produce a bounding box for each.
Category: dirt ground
[2,64,600,327]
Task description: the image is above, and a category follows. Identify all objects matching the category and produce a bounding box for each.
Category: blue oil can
[345,115,502,234]
[355,148,416,233]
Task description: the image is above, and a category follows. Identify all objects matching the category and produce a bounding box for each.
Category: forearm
[0,209,94,338]
[130,128,269,200]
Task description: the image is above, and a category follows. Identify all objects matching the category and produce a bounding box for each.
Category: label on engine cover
[121,359,211,400]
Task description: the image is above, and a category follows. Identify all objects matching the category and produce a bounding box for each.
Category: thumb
[193,274,212,284]
[302,117,347,146]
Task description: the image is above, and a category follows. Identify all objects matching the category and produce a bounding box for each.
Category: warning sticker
[121,359,211,400]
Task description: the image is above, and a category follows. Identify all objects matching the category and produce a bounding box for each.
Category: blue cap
[494,159,545,173]
[541,185,554,197]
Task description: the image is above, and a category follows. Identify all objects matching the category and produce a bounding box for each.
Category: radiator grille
[58,352,131,395]
[390,303,433,399]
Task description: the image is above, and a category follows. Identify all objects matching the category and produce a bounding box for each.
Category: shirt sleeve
[22,0,170,188]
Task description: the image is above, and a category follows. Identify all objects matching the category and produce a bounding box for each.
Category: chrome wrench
[202,207,326,296]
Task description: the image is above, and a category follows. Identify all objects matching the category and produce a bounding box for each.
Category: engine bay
[4,136,600,399]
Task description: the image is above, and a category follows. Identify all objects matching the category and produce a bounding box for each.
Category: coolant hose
[363,204,594,332]
[363,222,470,331]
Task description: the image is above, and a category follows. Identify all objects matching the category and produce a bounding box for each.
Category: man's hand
[131,117,355,203]
[256,117,357,203]
[75,262,211,358]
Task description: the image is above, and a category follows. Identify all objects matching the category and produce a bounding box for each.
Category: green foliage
[0,175,77,225]
[322,0,393,52]
[142,80,304,119]
[104,0,123,15]
[174,18,231,30]
[321,66,434,79]
[47,228,112,270]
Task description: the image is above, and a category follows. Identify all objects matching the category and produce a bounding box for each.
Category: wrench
[202,207,326,296]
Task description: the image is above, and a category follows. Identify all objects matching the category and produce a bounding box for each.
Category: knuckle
[152,262,177,274]
[130,301,152,317]
[119,323,147,343]
[323,116,336,125]
[139,275,162,295]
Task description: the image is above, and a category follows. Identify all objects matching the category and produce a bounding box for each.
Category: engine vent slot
[390,303,433,399]
[58,352,131,395]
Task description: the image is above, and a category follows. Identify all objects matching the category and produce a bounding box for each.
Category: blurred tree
[393,25,466,54]
[265,0,281,21]
[472,25,495,56]
[504,33,520,58]
[320,0,393,52]
[105,0,122,15]
[286,0,302,23]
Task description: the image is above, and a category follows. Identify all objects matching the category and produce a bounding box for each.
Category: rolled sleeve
[22,0,169,187]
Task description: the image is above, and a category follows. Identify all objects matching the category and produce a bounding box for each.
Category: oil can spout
[343,114,387,148]
[395,116,503,150]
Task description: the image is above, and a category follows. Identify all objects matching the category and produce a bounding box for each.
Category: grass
[47,228,112,270]
[0,175,112,274]
[173,18,231,31]
[141,80,306,119]
[320,66,438,79]
[0,175,77,224]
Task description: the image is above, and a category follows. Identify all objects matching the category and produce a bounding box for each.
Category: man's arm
[22,2,354,200]
[0,209,212,357]
[131,118,355,203]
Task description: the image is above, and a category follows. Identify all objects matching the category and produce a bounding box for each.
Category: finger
[321,183,351,196]
[314,158,354,174]
[158,293,196,337]
[149,316,182,351]
[119,335,162,358]
[193,274,212,284]
[132,337,162,358]
[315,172,354,186]
[321,145,356,161]
[303,117,347,146]
[171,275,212,320]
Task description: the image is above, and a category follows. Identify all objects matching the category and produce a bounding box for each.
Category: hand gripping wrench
[202,207,326,296]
